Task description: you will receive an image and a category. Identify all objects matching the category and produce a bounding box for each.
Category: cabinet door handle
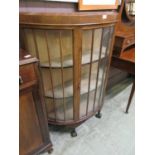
[19,75,23,84]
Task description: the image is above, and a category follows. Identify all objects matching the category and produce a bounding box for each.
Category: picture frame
[79,0,119,10]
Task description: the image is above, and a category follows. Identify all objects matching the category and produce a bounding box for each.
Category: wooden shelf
[40,47,106,68]
[45,70,103,99]
[48,101,74,120]
[48,89,97,120]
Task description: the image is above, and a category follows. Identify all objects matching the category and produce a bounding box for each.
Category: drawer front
[124,36,135,49]
[19,63,36,85]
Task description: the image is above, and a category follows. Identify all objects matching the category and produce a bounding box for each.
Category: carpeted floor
[41,79,135,155]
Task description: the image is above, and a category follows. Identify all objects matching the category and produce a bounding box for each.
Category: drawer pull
[19,75,23,84]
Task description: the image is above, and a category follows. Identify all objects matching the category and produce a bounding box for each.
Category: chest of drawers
[19,50,53,155]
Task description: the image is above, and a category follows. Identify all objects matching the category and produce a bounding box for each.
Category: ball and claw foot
[95,112,102,118]
[71,129,77,137]
[48,148,53,154]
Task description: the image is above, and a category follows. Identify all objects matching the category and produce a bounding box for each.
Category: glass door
[20,25,114,123]
[22,29,74,121]
[80,26,114,117]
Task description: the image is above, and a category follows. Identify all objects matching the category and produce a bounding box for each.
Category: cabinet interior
[20,26,114,122]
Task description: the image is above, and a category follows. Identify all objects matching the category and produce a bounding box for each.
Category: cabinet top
[20,1,119,26]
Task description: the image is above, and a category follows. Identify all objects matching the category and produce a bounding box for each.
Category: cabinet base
[48,108,103,137]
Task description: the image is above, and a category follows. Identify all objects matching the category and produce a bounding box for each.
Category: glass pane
[93,28,103,60]
[95,26,114,108]
[99,26,114,107]
[80,93,87,117]
[81,29,92,65]
[24,29,36,57]
[80,29,102,116]
[45,98,55,119]
[80,26,114,116]
[44,67,73,99]
[88,62,100,112]
[25,29,74,121]
[80,64,89,117]
[95,59,105,109]
[34,30,73,67]
[46,97,73,121]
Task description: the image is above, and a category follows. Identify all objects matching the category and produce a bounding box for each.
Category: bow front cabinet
[20,2,118,136]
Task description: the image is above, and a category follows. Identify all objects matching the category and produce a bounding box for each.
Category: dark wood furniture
[125,80,134,113]
[107,67,129,90]
[19,1,119,136]
[19,49,53,155]
[112,48,135,74]
[111,0,135,113]
[113,0,135,57]
[112,48,135,113]
[107,0,135,90]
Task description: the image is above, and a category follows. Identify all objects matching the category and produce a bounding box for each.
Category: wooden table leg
[125,80,135,113]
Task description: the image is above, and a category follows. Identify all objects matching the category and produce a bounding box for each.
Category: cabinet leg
[70,128,77,137]
[95,111,102,118]
[125,81,135,114]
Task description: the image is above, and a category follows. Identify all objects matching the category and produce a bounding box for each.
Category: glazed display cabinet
[20,1,118,137]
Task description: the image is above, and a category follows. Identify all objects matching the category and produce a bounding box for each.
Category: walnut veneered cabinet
[19,49,53,154]
[20,1,118,136]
